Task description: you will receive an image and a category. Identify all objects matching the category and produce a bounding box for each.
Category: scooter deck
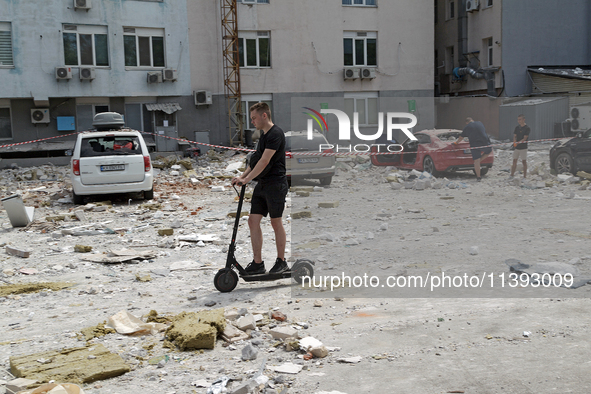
[240,270,293,282]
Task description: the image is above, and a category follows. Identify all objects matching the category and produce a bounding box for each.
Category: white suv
[286,130,336,185]
[70,113,154,204]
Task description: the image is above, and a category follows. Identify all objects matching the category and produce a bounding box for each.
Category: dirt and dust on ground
[1,143,591,394]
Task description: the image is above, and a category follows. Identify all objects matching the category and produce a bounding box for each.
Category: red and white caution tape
[0,129,566,158]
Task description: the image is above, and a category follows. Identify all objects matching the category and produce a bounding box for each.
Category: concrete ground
[1,142,590,394]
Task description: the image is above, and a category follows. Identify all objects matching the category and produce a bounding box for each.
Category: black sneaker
[245,260,265,275]
[477,177,482,182]
[269,258,288,274]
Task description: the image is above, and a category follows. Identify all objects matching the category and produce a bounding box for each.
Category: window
[342,0,377,6]
[237,0,269,3]
[76,103,110,131]
[445,46,454,74]
[447,0,455,19]
[344,93,378,126]
[344,31,377,67]
[0,22,14,67]
[241,94,273,130]
[484,37,493,66]
[63,25,109,67]
[0,106,12,139]
[238,32,271,68]
[124,27,165,68]
[486,0,493,6]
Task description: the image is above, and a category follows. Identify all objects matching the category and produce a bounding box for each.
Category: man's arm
[453,136,464,145]
[240,148,276,184]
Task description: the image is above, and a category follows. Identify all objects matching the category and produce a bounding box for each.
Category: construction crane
[220,0,244,146]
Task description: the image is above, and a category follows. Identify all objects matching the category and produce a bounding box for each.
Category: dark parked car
[550,128,591,174]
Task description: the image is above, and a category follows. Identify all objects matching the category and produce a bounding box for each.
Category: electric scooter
[213,184,314,293]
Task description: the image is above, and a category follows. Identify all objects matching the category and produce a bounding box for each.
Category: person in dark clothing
[231,102,289,275]
[510,114,530,178]
[453,117,492,181]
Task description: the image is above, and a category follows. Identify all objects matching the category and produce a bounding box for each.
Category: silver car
[286,130,336,185]
[70,127,154,205]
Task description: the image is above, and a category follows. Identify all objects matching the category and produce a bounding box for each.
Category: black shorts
[250,180,288,218]
[471,146,492,160]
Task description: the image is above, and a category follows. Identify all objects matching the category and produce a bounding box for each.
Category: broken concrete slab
[291,211,312,219]
[269,326,298,340]
[267,362,303,374]
[221,323,250,343]
[5,245,31,258]
[158,228,174,236]
[9,344,130,384]
[5,377,37,394]
[16,382,87,394]
[290,186,314,193]
[318,201,339,208]
[236,314,256,331]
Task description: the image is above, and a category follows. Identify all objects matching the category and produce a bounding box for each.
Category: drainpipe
[458,0,468,67]
[453,67,497,97]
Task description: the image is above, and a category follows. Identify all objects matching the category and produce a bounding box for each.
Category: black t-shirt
[461,121,489,147]
[513,125,530,149]
[254,124,286,184]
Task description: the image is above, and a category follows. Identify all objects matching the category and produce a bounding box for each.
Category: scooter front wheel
[214,269,239,292]
[291,260,314,285]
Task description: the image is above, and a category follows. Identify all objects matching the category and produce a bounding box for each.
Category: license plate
[297,158,319,164]
[463,149,471,154]
[100,164,125,172]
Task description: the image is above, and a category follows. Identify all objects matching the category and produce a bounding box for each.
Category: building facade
[1,0,434,165]
[0,0,191,163]
[434,0,591,135]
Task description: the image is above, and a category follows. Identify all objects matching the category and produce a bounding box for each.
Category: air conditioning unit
[80,67,95,80]
[56,66,72,80]
[568,104,591,131]
[31,108,50,124]
[147,71,163,84]
[163,68,178,82]
[360,68,376,79]
[74,0,91,10]
[466,0,479,12]
[344,67,360,80]
[194,90,212,106]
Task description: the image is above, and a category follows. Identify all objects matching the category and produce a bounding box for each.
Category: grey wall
[502,0,591,96]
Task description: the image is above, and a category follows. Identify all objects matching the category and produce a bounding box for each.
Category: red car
[371,129,494,176]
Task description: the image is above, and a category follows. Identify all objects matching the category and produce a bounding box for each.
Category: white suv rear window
[80,136,142,157]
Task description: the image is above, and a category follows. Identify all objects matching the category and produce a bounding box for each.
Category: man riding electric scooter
[231,102,289,276]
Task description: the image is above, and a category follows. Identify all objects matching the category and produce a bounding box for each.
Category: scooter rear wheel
[291,260,314,285]
[214,269,239,292]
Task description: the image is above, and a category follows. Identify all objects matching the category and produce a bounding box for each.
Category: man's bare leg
[522,160,527,178]
[270,217,286,261]
[474,158,482,178]
[511,159,518,177]
[248,214,264,264]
